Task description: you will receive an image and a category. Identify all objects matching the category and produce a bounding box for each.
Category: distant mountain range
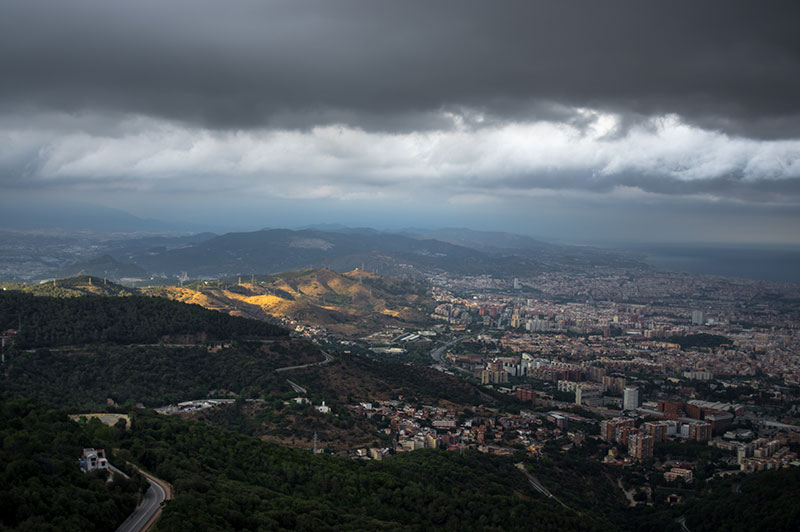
[111,227,645,279]
[52,254,148,280]
[0,226,646,282]
[401,227,558,253]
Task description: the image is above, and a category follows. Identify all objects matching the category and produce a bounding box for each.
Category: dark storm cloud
[2,0,799,137]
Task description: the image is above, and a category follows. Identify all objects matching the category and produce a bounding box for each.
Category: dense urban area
[246,267,800,482]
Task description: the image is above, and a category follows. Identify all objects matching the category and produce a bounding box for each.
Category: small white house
[316,401,330,414]
[80,448,108,472]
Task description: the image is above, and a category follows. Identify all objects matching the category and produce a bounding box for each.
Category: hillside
[290,355,494,407]
[109,228,556,278]
[0,399,142,532]
[190,399,382,452]
[0,399,613,532]
[1,340,319,408]
[0,286,287,348]
[144,268,435,336]
[121,410,613,532]
[1,275,138,298]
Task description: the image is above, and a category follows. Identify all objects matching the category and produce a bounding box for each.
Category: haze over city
[1,0,799,245]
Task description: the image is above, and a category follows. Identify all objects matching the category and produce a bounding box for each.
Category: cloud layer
[1,1,800,242]
[3,111,799,204]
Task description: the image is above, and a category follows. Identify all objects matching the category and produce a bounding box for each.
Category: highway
[286,379,307,394]
[515,463,572,511]
[429,334,474,374]
[114,475,166,532]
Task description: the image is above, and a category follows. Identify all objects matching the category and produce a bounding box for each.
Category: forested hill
[0,398,142,532]
[119,410,613,532]
[0,291,287,348]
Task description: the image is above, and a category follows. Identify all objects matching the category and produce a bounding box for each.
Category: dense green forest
[118,410,612,532]
[0,340,321,408]
[681,467,800,531]
[0,290,287,347]
[0,340,492,411]
[0,398,143,532]
[292,355,493,407]
[667,333,732,350]
[4,396,800,532]
[0,396,613,532]
[194,399,382,451]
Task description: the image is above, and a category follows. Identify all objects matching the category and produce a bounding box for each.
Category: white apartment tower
[623,386,640,411]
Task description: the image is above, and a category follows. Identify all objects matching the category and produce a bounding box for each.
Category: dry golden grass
[146,269,433,336]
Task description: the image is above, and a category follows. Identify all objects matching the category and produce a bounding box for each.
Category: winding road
[113,465,172,532]
[275,349,333,372]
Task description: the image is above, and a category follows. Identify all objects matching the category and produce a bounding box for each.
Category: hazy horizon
[6,197,800,250]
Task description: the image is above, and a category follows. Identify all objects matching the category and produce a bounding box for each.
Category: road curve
[114,466,172,532]
[275,350,333,372]
[430,334,473,374]
[115,479,165,532]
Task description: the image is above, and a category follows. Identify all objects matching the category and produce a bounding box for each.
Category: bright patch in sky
[3,109,799,206]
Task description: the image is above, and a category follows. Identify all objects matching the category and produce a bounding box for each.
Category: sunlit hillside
[144,269,434,336]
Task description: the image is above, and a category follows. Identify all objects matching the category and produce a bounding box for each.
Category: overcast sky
[1,0,799,243]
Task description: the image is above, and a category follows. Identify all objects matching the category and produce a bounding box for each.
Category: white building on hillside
[80,448,108,472]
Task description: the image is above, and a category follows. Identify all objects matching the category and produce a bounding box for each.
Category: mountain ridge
[110,227,645,279]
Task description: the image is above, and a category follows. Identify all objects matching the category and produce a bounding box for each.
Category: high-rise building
[515,387,537,404]
[616,425,638,446]
[603,375,627,394]
[480,369,508,385]
[691,310,705,325]
[628,433,654,461]
[687,421,712,442]
[658,400,685,419]
[644,421,669,443]
[623,386,640,411]
[586,366,606,382]
[600,417,635,442]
